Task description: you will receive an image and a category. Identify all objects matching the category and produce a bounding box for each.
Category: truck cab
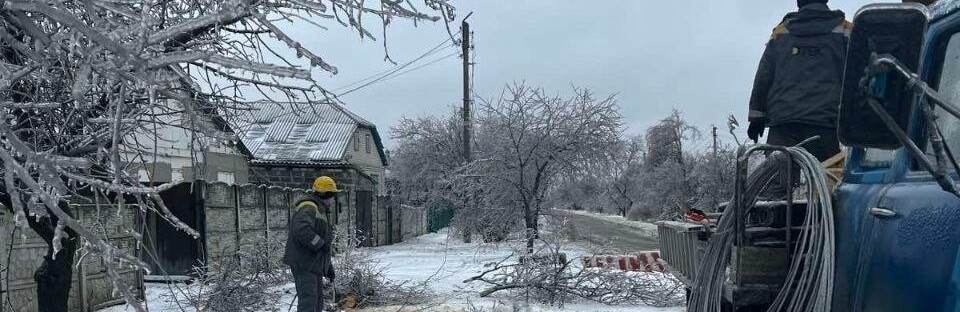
[834,2,960,310]
[659,2,960,311]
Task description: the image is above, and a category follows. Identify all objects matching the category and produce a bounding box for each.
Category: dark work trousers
[767,123,841,161]
[764,123,841,198]
[292,268,325,312]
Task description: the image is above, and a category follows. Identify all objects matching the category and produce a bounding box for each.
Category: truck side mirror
[839,3,929,150]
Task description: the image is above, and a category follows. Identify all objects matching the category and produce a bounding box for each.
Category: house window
[354,134,360,151]
[217,171,235,184]
[365,134,371,154]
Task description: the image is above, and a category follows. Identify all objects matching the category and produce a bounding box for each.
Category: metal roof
[232,101,384,164]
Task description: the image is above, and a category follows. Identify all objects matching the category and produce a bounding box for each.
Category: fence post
[233,184,241,266]
[262,186,269,241]
[134,202,146,302]
[195,181,208,269]
[286,190,292,225]
[347,189,353,245]
[0,210,5,312]
[77,206,88,312]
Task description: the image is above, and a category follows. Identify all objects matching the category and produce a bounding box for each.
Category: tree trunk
[34,236,78,312]
[524,204,536,253]
[21,202,79,312]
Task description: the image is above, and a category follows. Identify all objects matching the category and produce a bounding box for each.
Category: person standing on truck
[747,0,850,162]
[284,176,338,312]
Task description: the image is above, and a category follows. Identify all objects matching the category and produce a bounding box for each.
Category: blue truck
[658,1,960,311]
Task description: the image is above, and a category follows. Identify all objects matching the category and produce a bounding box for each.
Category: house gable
[125,102,250,184]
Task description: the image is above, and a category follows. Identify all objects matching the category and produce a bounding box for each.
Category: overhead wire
[336,48,455,97]
[229,33,462,135]
[334,31,461,97]
[331,40,452,92]
[378,51,459,82]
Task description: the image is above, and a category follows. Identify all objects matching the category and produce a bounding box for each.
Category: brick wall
[0,199,141,312]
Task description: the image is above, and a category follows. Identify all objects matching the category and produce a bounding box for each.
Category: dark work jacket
[748,3,851,129]
[283,195,334,277]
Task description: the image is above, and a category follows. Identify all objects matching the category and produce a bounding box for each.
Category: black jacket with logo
[283,195,334,278]
[748,3,851,129]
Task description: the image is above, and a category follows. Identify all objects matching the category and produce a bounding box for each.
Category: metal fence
[656,220,707,286]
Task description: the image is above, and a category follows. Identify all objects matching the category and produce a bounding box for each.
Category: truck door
[839,14,960,311]
[833,148,897,311]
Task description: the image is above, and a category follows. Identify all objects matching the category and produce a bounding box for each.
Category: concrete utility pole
[712,125,718,159]
[462,12,473,162]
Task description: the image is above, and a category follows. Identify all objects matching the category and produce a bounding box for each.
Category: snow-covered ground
[100,229,683,312]
[362,230,681,311]
[555,209,659,238]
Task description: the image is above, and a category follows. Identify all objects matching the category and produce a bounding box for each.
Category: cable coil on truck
[686,144,836,312]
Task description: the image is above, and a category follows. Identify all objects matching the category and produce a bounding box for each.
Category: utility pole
[460,13,475,243]
[712,125,718,159]
[462,12,473,162]
[711,124,721,210]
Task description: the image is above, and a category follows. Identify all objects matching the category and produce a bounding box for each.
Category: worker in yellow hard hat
[283,176,339,312]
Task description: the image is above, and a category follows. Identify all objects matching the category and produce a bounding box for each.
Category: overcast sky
[286,0,897,149]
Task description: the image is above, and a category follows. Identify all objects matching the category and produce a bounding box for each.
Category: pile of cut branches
[463,231,683,308]
[331,230,431,309]
[189,240,290,312]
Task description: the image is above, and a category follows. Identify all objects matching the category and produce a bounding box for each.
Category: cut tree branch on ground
[463,221,684,308]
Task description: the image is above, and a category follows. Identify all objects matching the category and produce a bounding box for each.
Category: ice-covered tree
[456,84,621,250]
[601,135,645,217]
[0,1,454,310]
[389,107,465,206]
[634,109,701,217]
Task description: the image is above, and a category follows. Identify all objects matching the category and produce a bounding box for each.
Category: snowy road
[547,210,660,254]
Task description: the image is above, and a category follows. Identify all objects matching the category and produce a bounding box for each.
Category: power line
[332,32,460,94]
[336,47,457,97]
[229,34,463,130]
[332,44,452,92]
[339,51,458,96]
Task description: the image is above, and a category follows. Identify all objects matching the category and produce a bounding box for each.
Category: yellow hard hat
[312,176,340,193]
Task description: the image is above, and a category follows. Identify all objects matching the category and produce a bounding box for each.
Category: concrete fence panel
[0,199,142,312]
[204,182,238,264]
[265,186,290,251]
[237,185,266,266]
